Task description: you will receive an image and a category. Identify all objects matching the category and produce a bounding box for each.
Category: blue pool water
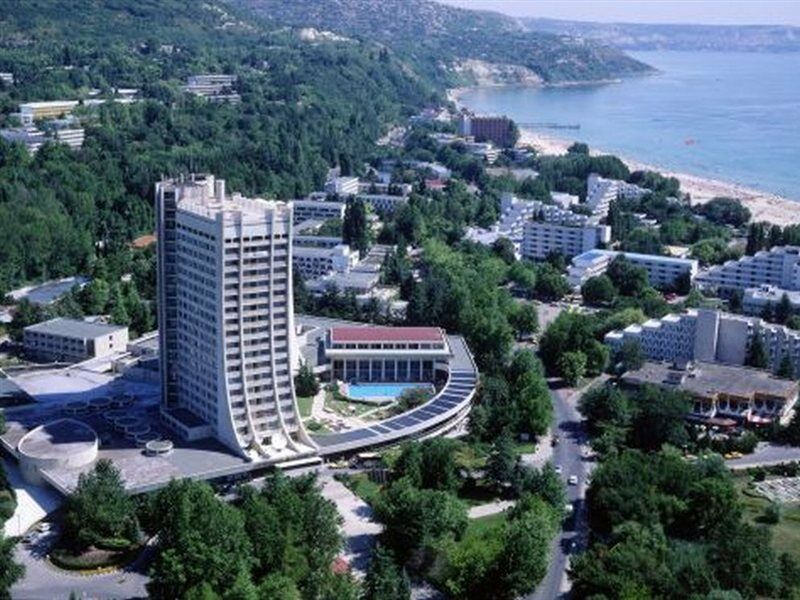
[346,382,433,401]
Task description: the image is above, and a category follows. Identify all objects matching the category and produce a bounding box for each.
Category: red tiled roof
[330,326,444,343]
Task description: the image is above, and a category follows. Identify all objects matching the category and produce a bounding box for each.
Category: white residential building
[357,193,409,214]
[0,73,13,85]
[292,199,345,223]
[585,173,648,218]
[743,285,800,316]
[357,181,413,196]
[605,308,800,384]
[17,100,79,125]
[292,244,358,279]
[156,174,314,459]
[466,193,601,258]
[568,249,698,289]
[324,176,359,196]
[696,246,800,296]
[522,220,611,261]
[183,74,240,103]
[24,318,128,363]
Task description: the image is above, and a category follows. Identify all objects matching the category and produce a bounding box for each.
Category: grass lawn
[304,419,331,434]
[337,472,382,506]
[324,392,375,418]
[465,511,506,538]
[514,441,539,456]
[296,395,313,419]
[735,475,800,561]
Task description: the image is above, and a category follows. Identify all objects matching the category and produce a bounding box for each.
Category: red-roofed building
[325,326,450,382]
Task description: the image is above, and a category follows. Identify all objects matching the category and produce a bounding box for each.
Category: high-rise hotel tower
[156,174,314,460]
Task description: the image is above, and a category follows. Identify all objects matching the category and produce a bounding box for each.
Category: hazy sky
[438,0,800,26]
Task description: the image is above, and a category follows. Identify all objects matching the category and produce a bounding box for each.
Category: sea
[457,51,800,201]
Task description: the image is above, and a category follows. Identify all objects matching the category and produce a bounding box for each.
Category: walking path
[320,476,382,578]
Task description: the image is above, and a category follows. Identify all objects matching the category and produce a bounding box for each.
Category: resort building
[357,193,409,214]
[357,181,413,196]
[585,173,648,218]
[17,100,79,124]
[605,308,800,381]
[457,112,516,148]
[24,318,129,363]
[522,218,611,261]
[695,246,800,296]
[324,176,360,196]
[324,326,451,383]
[292,244,358,279]
[466,193,604,259]
[621,360,798,426]
[567,249,698,290]
[156,174,314,459]
[743,285,800,316]
[0,72,13,85]
[292,199,346,223]
[183,74,240,103]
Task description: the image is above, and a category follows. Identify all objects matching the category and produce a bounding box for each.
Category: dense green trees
[62,459,139,552]
[539,311,609,381]
[362,546,410,600]
[294,362,320,397]
[342,198,372,258]
[697,197,751,227]
[581,274,616,305]
[573,449,799,599]
[145,475,352,600]
[0,530,24,600]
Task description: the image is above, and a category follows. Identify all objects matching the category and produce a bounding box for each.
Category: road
[529,381,596,600]
[726,441,800,470]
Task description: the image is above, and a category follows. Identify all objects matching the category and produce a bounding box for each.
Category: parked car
[568,475,578,485]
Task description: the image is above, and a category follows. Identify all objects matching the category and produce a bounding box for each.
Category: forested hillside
[0,0,434,293]
[237,0,653,85]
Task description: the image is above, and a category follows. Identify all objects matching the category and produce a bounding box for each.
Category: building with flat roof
[621,360,798,426]
[743,285,800,316]
[293,244,358,279]
[0,72,13,85]
[457,112,516,148]
[586,173,648,218]
[183,74,240,103]
[292,199,345,224]
[325,326,451,382]
[696,246,800,296]
[324,176,360,196]
[24,318,129,363]
[568,249,698,290]
[156,174,314,460]
[606,308,800,382]
[466,193,604,259]
[522,219,611,261]
[17,100,79,125]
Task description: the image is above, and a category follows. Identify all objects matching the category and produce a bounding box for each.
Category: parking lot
[754,477,800,504]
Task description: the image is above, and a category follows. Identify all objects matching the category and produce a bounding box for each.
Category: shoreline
[449,85,800,229]
[517,128,800,228]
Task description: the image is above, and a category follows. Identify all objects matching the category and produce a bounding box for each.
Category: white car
[554,465,563,475]
[568,475,579,485]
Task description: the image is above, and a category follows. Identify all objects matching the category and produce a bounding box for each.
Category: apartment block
[457,112,516,148]
[695,246,800,296]
[568,249,698,289]
[156,174,313,459]
[292,244,358,279]
[605,308,800,384]
[743,285,800,316]
[357,193,409,214]
[0,73,13,85]
[324,176,360,196]
[183,74,240,103]
[522,219,610,260]
[292,199,346,223]
[466,193,601,258]
[585,173,647,218]
[24,318,128,363]
[18,101,79,125]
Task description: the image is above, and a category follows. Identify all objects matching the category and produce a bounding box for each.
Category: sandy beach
[517,128,800,228]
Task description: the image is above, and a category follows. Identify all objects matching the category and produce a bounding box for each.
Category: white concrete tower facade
[156,174,314,460]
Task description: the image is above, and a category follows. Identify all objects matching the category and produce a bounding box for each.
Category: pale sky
[438,0,800,26]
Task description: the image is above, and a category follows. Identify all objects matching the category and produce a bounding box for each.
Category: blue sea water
[458,51,800,201]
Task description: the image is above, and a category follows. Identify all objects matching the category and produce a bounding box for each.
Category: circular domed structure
[17,419,98,485]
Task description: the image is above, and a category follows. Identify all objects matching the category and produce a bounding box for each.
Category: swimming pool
[345,382,434,402]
